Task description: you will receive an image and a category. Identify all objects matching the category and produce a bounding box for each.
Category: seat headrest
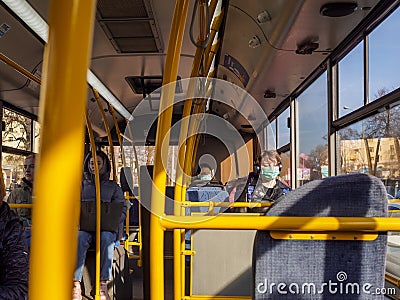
[120,167,133,193]
[267,173,387,217]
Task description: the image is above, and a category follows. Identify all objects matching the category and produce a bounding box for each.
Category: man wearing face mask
[249,150,290,213]
[192,163,223,185]
[199,164,213,181]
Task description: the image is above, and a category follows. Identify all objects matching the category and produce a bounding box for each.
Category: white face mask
[200,174,212,181]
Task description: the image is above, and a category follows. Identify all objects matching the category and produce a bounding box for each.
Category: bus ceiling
[0,0,384,136]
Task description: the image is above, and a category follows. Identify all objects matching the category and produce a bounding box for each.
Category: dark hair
[25,153,36,162]
[84,150,111,179]
[199,163,212,171]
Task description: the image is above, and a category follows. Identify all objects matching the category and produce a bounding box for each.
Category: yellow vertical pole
[150,0,189,299]
[84,111,103,300]
[29,1,97,300]
[92,88,117,181]
[174,1,221,203]
[173,25,205,300]
[108,103,126,166]
[173,2,219,297]
[126,121,143,266]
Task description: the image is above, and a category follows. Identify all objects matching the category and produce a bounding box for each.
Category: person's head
[84,150,111,180]
[23,154,36,183]
[260,150,281,181]
[89,155,105,174]
[199,163,213,181]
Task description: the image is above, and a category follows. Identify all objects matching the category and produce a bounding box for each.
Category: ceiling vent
[320,2,358,17]
[97,0,163,53]
[125,76,182,96]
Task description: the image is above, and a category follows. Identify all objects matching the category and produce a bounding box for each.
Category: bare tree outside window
[2,108,32,151]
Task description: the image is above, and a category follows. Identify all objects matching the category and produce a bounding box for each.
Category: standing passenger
[72,150,126,300]
[7,154,35,246]
[8,154,35,226]
[0,196,29,299]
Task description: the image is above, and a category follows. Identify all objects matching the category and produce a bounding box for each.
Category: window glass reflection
[298,72,328,186]
[338,42,364,117]
[33,121,40,153]
[266,121,276,150]
[277,107,290,148]
[338,102,400,197]
[280,150,291,187]
[2,153,25,198]
[369,8,400,101]
[2,108,32,151]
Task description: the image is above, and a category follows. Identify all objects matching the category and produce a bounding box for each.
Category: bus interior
[1,0,400,299]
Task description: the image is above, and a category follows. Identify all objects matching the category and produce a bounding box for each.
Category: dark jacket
[252,179,290,202]
[248,179,290,214]
[0,201,29,300]
[81,151,127,228]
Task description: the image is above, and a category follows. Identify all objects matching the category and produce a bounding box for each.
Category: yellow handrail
[8,203,34,209]
[108,103,126,166]
[160,215,400,231]
[174,5,223,296]
[85,110,102,300]
[29,1,96,299]
[92,87,117,181]
[0,52,41,85]
[386,272,400,287]
[150,0,190,299]
[180,201,272,208]
[125,120,143,266]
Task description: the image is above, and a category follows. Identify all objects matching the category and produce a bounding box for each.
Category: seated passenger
[73,150,127,300]
[191,163,222,186]
[0,196,29,299]
[246,150,290,213]
[7,154,35,247]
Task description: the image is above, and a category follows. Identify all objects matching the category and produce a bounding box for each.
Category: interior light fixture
[249,35,261,48]
[1,0,132,121]
[87,71,131,120]
[257,10,271,23]
[2,0,48,41]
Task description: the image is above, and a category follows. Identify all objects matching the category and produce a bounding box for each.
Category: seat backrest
[186,184,228,214]
[253,173,388,299]
[120,167,133,194]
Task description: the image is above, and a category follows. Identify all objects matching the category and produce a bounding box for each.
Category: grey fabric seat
[253,174,388,299]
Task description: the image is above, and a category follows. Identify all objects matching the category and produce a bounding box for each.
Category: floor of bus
[129,258,174,300]
[117,258,400,300]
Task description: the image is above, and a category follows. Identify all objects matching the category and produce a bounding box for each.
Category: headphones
[275,155,282,172]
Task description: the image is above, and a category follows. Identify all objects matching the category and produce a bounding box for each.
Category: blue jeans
[74,230,116,281]
[24,228,31,249]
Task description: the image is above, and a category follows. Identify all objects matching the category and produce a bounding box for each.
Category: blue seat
[186,184,229,214]
[253,174,388,299]
[185,183,229,251]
